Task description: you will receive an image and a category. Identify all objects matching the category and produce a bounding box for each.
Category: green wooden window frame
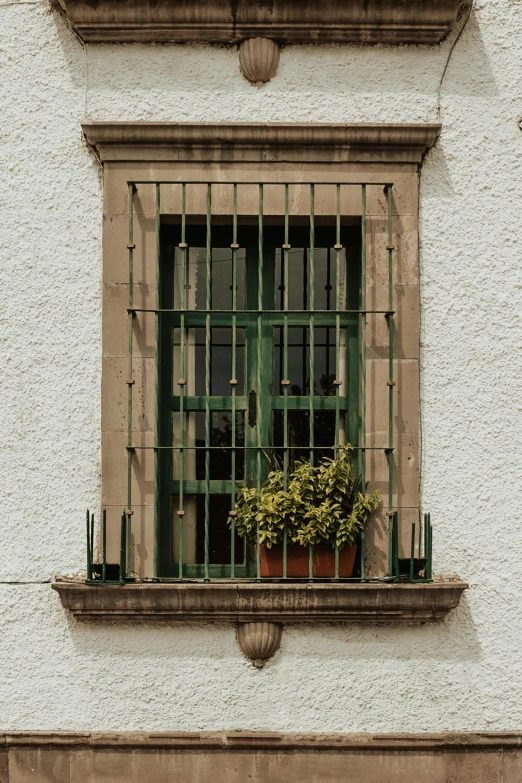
[154,186,362,580]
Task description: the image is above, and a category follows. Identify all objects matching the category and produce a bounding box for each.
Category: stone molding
[1,731,521,749]
[55,0,472,45]
[52,581,467,623]
[82,121,442,164]
[3,730,520,783]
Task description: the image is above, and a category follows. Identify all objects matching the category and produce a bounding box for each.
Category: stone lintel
[52,581,467,623]
[82,122,442,164]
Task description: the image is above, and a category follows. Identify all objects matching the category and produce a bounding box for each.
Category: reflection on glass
[272,410,346,469]
[173,411,245,480]
[174,247,246,311]
[173,328,245,396]
[273,327,346,396]
[274,247,347,311]
[171,495,244,566]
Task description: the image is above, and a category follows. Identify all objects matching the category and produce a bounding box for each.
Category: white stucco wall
[1,0,522,732]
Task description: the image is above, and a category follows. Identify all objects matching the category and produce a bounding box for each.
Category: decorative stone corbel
[237,621,282,667]
[239,38,281,87]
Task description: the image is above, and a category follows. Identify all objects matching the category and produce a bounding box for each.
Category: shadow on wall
[50,3,87,99]
[284,591,481,663]
[50,3,496,122]
[436,8,498,100]
[65,591,481,665]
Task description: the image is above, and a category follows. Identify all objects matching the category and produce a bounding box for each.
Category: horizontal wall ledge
[55,0,471,45]
[82,121,442,164]
[1,730,520,750]
[52,581,467,623]
[2,730,519,783]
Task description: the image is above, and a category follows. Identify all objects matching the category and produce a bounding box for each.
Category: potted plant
[231,447,380,578]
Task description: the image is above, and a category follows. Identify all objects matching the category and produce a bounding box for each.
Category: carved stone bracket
[239,38,281,87]
[237,621,283,667]
[53,581,467,667]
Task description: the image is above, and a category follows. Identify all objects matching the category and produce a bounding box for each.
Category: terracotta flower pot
[259,542,357,578]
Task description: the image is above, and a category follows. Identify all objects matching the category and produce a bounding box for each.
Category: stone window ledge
[53,581,467,624]
[55,0,471,45]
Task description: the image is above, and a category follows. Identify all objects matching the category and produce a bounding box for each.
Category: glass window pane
[211,248,246,310]
[272,326,308,396]
[174,247,246,311]
[173,411,245,480]
[274,247,306,311]
[210,328,245,396]
[274,247,347,312]
[171,494,244,566]
[273,327,346,396]
[173,247,206,311]
[173,328,245,396]
[272,410,345,469]
[314,326,346,397]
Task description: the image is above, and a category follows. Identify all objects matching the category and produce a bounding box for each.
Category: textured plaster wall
[1,0,522,733]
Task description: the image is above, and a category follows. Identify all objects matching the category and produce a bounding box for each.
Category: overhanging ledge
[82,122,442,164]
[54,0,472,45]
[52,581,468,623]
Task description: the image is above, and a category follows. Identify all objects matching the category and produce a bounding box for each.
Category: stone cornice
[56,0,472,45]
[52,581,467,623]
[82,122,442,164]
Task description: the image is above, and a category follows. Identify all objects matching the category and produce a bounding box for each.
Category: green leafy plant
[231,447,380,550]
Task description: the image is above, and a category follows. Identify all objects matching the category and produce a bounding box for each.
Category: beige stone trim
[52,581,467,622]
[56,0,471,45]
[2,730,522,749]
[95,121,439,579]
[2,730,521,783]
[83,122,441,164]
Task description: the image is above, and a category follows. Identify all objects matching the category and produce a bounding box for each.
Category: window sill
[53,580,467,624]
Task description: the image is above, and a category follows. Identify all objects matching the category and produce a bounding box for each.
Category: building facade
[1,1,522,780]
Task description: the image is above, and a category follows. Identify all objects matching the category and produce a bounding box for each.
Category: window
[86,122,441,587]
[55,123,465,622]
[157,210,362,578]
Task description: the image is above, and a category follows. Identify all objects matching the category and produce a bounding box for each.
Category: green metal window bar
[85,508,433,584]
[86,180,433,585]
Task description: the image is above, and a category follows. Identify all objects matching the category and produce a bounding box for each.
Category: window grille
[88,180,432,584]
